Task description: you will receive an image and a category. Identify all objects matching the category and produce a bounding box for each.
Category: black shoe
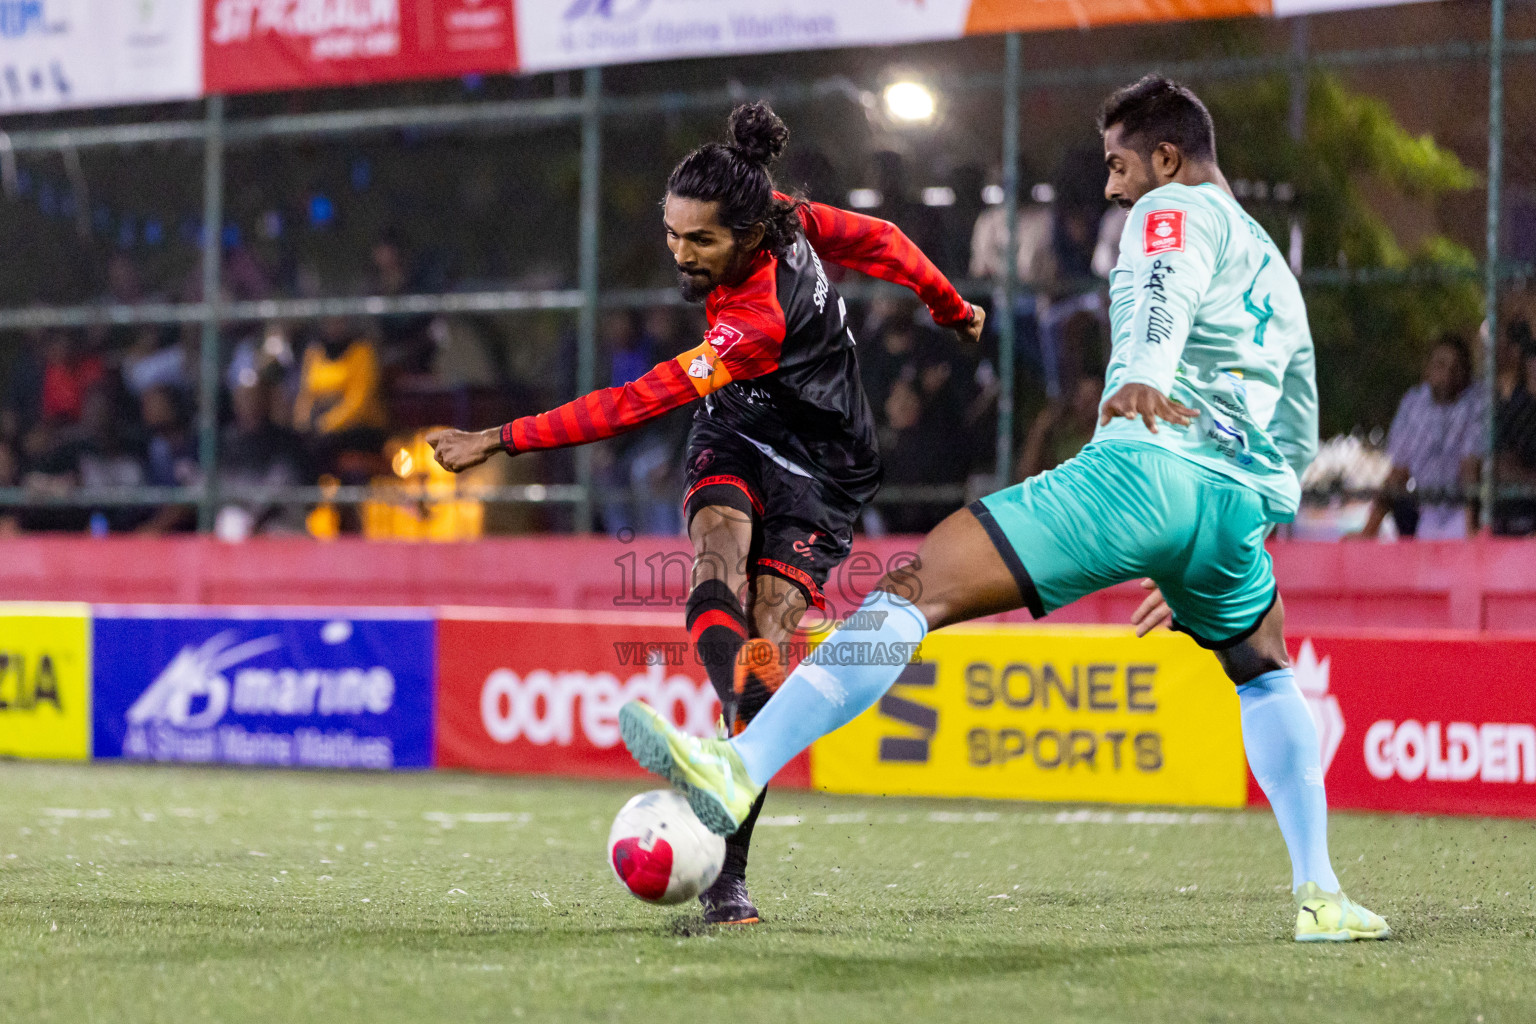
[699,873,760,925]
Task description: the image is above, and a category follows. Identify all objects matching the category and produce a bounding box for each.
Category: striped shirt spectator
[1360,334,1486,540]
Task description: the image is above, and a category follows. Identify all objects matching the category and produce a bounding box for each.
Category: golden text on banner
[810,625,1245,808]
[0,604,92,761]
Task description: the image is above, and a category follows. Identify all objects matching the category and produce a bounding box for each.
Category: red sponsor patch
[703,322,745,354]
[1143,210,1186,256]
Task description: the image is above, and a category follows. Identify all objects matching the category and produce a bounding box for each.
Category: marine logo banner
[92,608,435,770]
[811,625,1247,808]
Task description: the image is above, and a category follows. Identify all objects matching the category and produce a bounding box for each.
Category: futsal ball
[607,789,725,905]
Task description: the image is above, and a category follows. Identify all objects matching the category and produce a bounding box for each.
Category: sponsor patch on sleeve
[703,322,745,354]
[1143,210,1186,256]
[675,339,733,396]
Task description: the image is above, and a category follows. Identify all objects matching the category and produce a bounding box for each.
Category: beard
[676,269,715,304]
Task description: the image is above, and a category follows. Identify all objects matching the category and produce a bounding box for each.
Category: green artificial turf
[0,760,1531,1023]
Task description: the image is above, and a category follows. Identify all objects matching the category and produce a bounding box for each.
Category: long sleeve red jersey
[501,200,972,461]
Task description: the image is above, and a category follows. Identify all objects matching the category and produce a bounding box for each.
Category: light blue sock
[730,591,929,786]
[1238,668,1341,893]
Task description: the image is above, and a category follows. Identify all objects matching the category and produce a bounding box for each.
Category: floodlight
[883,81,936,124]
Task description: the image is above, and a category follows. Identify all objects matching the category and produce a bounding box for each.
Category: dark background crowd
[2,3,1534,538]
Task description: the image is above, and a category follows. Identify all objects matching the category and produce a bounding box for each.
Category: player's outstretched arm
[427,354,708,473]
[788,196,979,339]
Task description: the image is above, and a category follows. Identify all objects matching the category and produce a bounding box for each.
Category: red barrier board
[204,0,516,95]
[435,608,811,787]
[1259,633,1536,818]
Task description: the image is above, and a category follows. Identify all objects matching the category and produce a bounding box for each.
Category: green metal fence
[0,5,1528,535]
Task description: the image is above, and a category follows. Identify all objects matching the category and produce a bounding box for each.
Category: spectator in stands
[216,375,312,537]
[860,317,920,428]
[1493,321,1536,536]
[39,331,105,426]
[1,329,46,444]
[875,324,974,534]
[23,381,147,532]
[137,385,200,534]
[293,318,388,479]
[593,310,689,535]
[370,232,441,374]
[0,438,20,535]
[120,325,188,398]
[1356,333,1486,540]
[1017,375,1104,480]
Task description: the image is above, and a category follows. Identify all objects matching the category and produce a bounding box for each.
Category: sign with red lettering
[1250,634,1536,818]
[203,0,516,95]
[434,608,811,786]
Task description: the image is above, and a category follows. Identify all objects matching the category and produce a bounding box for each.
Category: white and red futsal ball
[607,789,725,905]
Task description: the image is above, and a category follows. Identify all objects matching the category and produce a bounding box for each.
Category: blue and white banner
[91,609,435,770]
[0,0,201,113]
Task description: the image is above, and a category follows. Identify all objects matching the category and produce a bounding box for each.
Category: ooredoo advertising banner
[811,625,1248,808]
[435,608,812,786]
[91,608,435,770]
[0,0,201,113]
[202,0,516,95]
[0,603,91,760]
[1276,634,1536,818]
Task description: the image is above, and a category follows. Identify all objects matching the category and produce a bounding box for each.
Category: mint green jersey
[1095,182,1319,522]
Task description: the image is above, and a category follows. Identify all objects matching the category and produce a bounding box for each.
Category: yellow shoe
[1294,882,1391,942]
[618,700,760,836]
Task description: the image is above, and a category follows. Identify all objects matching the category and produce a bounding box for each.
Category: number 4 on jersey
[1243,253,1275,347]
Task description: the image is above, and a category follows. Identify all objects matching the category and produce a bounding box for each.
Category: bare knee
[689,505,751,589]
[1216,595,1289,685]
[751,573,808,647]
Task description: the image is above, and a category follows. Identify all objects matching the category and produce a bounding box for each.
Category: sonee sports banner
[810,625,1249,809]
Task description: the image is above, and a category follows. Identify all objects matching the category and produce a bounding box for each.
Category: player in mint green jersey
[619,75,1389,942]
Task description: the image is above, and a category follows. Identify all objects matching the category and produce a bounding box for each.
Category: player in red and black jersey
[429,102,982,924]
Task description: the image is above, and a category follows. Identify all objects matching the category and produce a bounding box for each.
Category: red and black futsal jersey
[498,198,973,478]
[498,199,971,605]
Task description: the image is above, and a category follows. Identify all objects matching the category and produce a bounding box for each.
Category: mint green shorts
[973,441,1277,648]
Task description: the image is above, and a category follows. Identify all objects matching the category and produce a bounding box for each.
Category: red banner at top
[203,0,517,95]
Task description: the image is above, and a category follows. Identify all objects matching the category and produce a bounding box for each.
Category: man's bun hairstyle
[1098,74,1216,162]
[667,101,803,257]
[727,102,790,166]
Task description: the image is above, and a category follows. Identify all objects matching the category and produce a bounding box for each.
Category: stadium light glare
[847,188,883,209]
[883,81,936,124]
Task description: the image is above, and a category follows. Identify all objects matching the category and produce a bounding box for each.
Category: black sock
[686,578,749,727]
[722,787,768,880]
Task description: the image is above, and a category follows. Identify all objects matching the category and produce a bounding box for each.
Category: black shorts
[682,417,874,611]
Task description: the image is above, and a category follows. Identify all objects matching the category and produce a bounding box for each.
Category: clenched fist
[426,427,503,473]
[953,303,986,345]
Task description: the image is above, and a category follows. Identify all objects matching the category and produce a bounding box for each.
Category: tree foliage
[1208,72,1481,433]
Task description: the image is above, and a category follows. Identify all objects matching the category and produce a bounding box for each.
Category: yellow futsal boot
[618,700,759,836]
[1294,882,1391,941]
